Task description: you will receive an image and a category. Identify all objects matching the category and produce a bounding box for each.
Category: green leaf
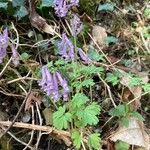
[53,106,72,130]
[0,2,8,9]
[115,140,130,150]
[88,46,104,61]
[142,83,150,92]
[14,6,28,20]
[144,8,150,19]
[12,0,25,7]
[105,36,118,44]
[109,105,127,117]
[106,72,119,86]
[71,93,89,109]
[98,3,115,12]
[128,77,142,87]
[81,65,104,75]
[129,112,144,121]
[20,52,30,61]
[77,102,100,126]
[88,133,101,150]
[72,79,95,91]
[71,131,81,149]
[41,0,54,7]
[82,79,95,88]
[119,117,129,127]
[142,26,150,38]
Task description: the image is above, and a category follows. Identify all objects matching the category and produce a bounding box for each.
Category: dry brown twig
[0,121,71,146]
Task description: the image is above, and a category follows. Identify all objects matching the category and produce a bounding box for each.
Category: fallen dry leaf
[120,72,149,110]
[110,117,150,150]
[28,0,60,37]
[92,25,107,47]
[25,91,42,111]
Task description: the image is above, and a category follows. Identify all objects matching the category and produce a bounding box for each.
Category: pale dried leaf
[42,108,53,125]
[110,117,150,150]
[92,25,107,46]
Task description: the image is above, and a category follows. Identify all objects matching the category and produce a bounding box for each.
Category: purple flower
[58,33,75,60]
[78,48,91,63]
[54,0,69,17]
[38,66,69,101]
[70,0,79,6]
[70,14,83,36]
[54,0,79,17]
[56,72,69,101]
[52,73,60,101]
[38,66,54,96]
[0,28,9,63]
[11,45,19,67]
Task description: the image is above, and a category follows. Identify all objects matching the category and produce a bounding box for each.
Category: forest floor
[0,0,149,150]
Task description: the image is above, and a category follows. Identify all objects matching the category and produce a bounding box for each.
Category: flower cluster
[58,33,91,63]
[70,14,83,36]
[38,66,69,101]
[58,33,75,60]
[0,28,9,63]
[0,28,19,66]
[54,0,79,17]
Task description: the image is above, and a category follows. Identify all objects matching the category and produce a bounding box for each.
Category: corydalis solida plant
[70,14,83,36]
[58,34,90,62]
[38,66,69,101]
[58,33,75,60]
[54,0,79,17]
[0,28,9,63]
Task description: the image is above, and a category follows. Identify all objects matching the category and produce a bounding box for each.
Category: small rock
[92,25,107,46]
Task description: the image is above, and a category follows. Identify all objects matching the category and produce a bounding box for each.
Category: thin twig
[88,33,114,66]
[98,73,116,107]
[23,106,35,150]
[1,126,34,149]
[127,92,149,105]
[0,83,32,139]
[140,31,150,53]
[7,77,38,84]
[0,57,12,78]
[35,102,43,149]
[0,87,25,97]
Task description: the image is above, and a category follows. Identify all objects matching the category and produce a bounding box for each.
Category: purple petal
[78,48,91,63]
[58,33,74,60]
[70,14,83,36]
[52,73,60,101]
[54,0,69,17]
[0,48,6,64]
[70,0,79,6]
[56,72,69,92]
[0,28,9,63]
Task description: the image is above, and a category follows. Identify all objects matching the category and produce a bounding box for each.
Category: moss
[79,0,100,16]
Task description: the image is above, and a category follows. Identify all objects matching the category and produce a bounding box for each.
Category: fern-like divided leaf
[71,131,81,149]
[71,93,89,109]
[53,106,72,130]
[76,102,101,126]
[88,133,101,150]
